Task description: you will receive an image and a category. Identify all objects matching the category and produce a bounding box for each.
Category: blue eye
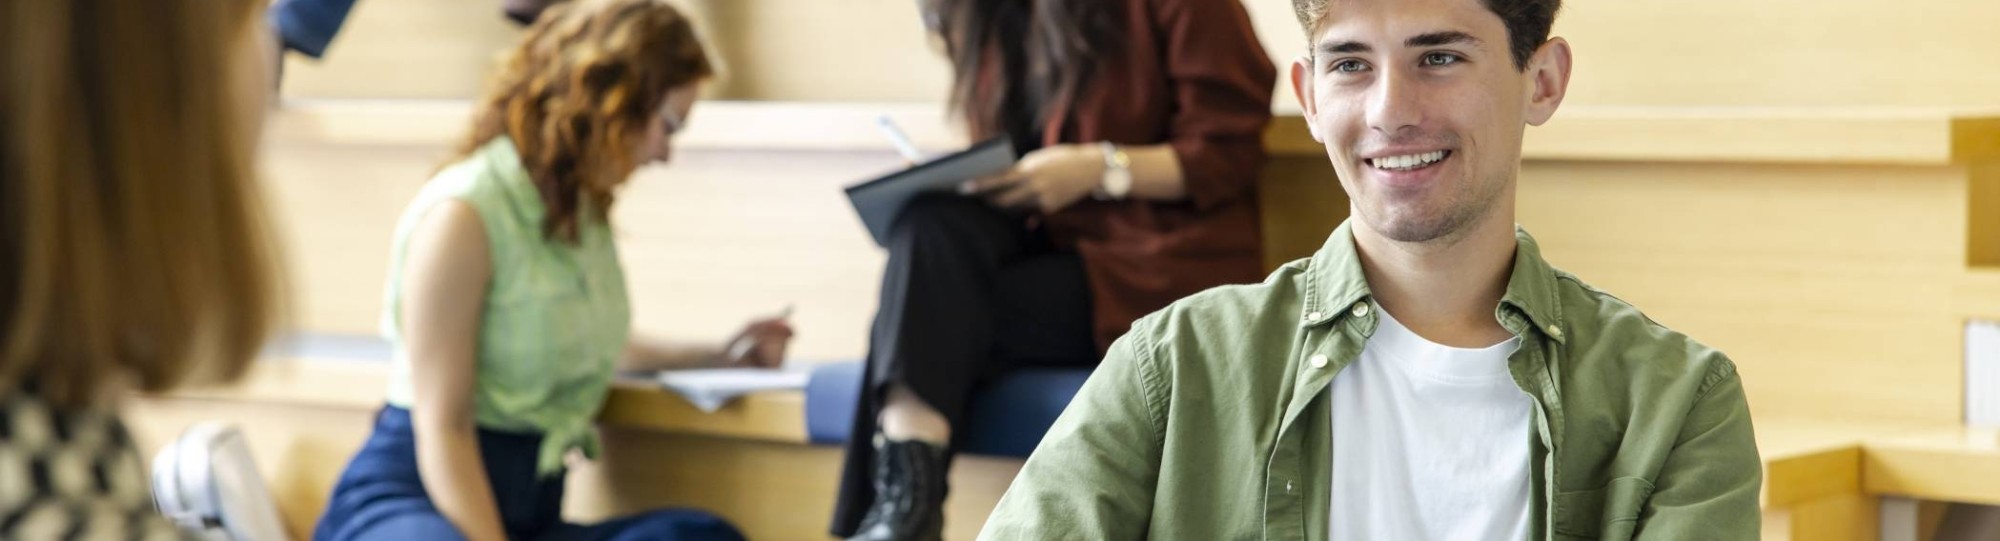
[1331,59,1369,74]
[1421,52,1463,67]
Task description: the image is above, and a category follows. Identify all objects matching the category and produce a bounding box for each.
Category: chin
[1365,205,1470,244]
[1377,221,1457,243]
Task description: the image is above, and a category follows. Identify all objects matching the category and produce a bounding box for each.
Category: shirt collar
[481,136,549,225]
[1300,219,1568,344]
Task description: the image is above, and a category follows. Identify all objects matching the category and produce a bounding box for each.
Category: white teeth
[1371,150,1447,171]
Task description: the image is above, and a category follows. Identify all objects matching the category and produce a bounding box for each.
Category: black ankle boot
[847,436,950,541]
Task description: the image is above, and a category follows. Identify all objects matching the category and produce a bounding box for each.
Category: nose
[654,141,672,163]
[1364,66,1424,137]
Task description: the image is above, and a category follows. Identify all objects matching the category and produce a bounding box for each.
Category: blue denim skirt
[313,406,744,541]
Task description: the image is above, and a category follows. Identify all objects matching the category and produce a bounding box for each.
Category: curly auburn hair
[455,0,715,242]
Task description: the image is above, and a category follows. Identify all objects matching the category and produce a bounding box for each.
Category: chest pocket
[1553,476,1654,540]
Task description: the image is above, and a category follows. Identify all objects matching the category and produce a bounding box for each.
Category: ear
[1523,37,1572,127]
[1290,54,1323,142]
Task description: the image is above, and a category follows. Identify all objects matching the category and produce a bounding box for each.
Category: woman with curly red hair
[311,1,776,539]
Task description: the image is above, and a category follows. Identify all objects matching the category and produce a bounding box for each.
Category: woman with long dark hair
[834,0,1275,538]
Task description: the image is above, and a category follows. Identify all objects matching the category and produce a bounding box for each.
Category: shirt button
[1309,354,1329,369]
[1304,311,1322,321]
[1286,480,1294,493]
[1351,302,1371,318]
[1548,324,1564,340]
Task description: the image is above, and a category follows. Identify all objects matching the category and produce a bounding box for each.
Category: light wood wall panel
[287,0,2000,110]
[1517,161,1968,423]
[1547,1,2000,108]
[803,0,2000,109]
[261,143,438,337]
[1967,161,2000,267]
[609,149,896,363]
[261,140,902,363]
[1259,155,1348,269]
[694,0,948,102]
[280,0,521,99]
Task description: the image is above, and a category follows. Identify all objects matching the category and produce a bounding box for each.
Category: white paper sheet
[655,368,812,413]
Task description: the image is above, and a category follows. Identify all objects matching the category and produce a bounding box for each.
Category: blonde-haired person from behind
[310,1,772,540]
[0,0,284,539]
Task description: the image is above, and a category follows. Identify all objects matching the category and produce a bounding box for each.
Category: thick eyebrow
[1315,31,1481,58]
[1317,40,1371,57]
[1406,31,1480,49]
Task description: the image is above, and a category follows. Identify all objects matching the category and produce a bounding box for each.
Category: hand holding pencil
[723,305,795,369]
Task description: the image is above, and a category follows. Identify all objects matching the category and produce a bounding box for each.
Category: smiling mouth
[1365,150,1452,172]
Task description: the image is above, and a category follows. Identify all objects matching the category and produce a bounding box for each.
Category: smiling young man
[976,0,1763,539]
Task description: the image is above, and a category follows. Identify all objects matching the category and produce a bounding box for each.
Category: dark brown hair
[1292,0,1560,69]
[925,0,1124,138]
[0,0,282,407]
[455,0,715,242]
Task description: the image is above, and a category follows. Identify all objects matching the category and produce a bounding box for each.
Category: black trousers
[829,194,1099,536]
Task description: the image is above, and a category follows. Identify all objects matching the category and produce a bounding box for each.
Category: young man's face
[1291,0,1569,245]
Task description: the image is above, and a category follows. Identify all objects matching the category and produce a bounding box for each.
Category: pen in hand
[726,304,795,367]
[875,116,924,164]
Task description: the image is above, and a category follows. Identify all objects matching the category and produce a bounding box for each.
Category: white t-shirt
[1328,304,1533,541]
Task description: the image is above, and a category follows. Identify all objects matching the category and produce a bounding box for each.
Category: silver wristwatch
[1095,141,1132,200]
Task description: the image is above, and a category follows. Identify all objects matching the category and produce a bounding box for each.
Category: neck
[1353,205,1518,348]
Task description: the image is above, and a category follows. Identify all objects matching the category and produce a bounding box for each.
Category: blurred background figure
[309,0,779,540]
[271,0,361,62]
[0,0,284,538]
[831,0,1277,538]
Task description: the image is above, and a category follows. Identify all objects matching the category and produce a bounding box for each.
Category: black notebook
[844,137,1017,246]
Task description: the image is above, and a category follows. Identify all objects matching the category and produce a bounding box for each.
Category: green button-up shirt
[981,220,1762,540]
[383,137,630,477]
